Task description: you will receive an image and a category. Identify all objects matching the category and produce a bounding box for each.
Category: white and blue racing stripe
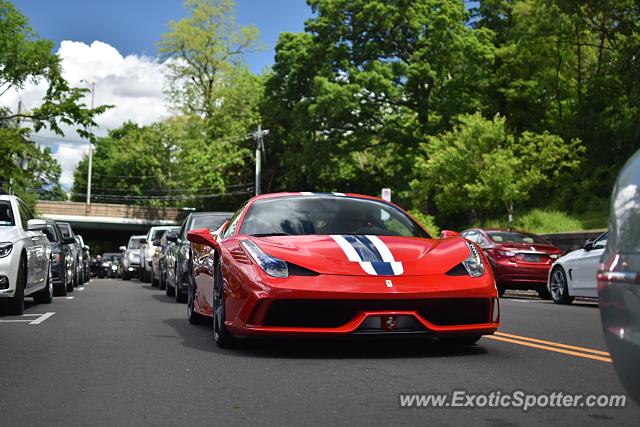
[300,192,345,197]
[331,235,403,276]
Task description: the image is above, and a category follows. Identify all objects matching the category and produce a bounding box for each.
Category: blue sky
[11,0,313,73]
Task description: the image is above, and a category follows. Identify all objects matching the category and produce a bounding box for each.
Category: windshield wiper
[250,232,293,237]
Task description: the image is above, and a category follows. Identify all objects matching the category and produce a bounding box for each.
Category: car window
[0,201,15,226]
[151,229,168,241]
[17,200,33,229]
[190,215,229,232]
[239,196,429,237]
[222,203,248,238]
[487,231,549,245]
[58,223,72,238]
[129,239,143,249]
[593,233,608,250]
[43,225,59,242]
[463,231,479,243]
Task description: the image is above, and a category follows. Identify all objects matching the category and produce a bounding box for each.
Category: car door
[571,233,607,297]
[18,200,47,289]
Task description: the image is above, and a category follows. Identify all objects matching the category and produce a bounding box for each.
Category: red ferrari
[185,192,499,347]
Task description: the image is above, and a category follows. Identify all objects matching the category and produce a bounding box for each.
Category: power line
[67,189,253,201]
[73,182,254,193]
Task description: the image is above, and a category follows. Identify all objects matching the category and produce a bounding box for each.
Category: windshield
[58,223,72,238]
[487,231,550,245]
[128,238,143,249]
[0,201,15,226]
[151,229,168,241]
[190,215,229,231]
[240,196,429,237]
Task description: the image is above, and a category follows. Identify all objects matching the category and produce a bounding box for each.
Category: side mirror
[118,246,127,252]
[187,228,219,250]
[166,232,178,242]
[27,219,47,231]
[440,230,460,239]
[584,239,594,251]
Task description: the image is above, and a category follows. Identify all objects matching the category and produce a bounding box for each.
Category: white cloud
[0,40,173,189]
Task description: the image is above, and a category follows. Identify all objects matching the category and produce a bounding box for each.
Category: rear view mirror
[440,230,460,239]
[187,228,219,250]
[584,239,594,251]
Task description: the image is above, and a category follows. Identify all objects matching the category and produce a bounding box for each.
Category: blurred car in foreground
[460,228,561,299]
[141,226,174,285]
[121,235,146,280]
[598,148,640,405]
[0,195,53,314]
[546,232,607,304]
[154,227,179,290]
[29,219,75,296]
[185,192,499,348]
[165,211,232,302]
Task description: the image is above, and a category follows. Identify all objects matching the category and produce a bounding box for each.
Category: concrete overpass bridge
[36,201,186,254]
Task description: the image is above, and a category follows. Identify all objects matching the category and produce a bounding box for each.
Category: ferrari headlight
[241,240,288,278]
[462,242,485,277]
[0,242,12,258]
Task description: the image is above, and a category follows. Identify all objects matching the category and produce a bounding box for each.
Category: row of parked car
[119,211,232,301]
[0,195,91,315]
[449,227,606,304]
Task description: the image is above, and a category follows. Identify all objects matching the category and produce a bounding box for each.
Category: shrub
[408,210,440,238]
[483,209,583,234]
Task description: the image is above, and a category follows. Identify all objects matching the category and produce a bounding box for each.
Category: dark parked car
[56,222,82,288]
[460,228,562,299]
[30,219,75,295]
[165,212,232,302]
[157,227,179,291]
[75,234,90,283]
[99,253,122,278]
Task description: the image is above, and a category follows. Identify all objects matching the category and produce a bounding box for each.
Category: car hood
[247,235,471,276]
[0,226,22,243]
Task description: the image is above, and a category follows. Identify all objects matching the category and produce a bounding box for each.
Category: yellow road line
[494,331,611,357]
[486,335,612,363]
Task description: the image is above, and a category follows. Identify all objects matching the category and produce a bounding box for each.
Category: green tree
[159,0,260,120]
[262,0,494,201]
[0,0,108,208]
[412,113,584,224]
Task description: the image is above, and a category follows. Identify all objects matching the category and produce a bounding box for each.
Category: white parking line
[66,296,75,300]
[0,313,56,324]
[78,287,85,291]
[29,312,55,324]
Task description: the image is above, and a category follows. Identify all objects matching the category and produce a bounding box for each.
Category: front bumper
[225,272,500,338]
[0,253,19,298]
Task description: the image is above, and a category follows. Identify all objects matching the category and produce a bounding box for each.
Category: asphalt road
[1,278,638,426]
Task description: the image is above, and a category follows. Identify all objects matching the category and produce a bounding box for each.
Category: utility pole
[252,125,269,196]
[81,80,95,207]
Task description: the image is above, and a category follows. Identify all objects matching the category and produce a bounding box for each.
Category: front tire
[5,255,26,315]
[187,281,207,324]
[213,258,234,348]
[549,266,574,305]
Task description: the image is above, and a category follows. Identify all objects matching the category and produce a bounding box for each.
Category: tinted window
[487,231,549,245]
[240,196,429,238]
[151,229,168,241]
[43,225,60,242]
[0,201,15,226]
[190,215,229,232]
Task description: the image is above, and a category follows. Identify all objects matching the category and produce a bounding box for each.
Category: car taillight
[496,249,515,258]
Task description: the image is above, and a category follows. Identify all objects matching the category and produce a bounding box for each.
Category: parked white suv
[0,195,53,314]
[140,226,174,284]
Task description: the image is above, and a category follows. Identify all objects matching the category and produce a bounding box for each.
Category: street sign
[381,188,391,202]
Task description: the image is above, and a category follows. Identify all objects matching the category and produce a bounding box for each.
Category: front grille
[262,298,491,328]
